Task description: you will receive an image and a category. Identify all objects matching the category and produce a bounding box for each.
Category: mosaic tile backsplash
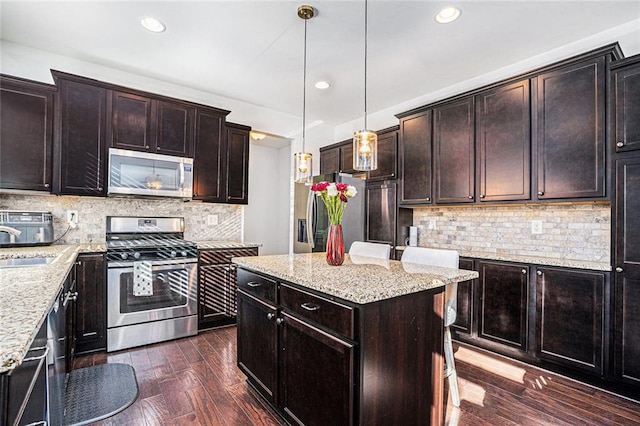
[0,194,243,244]
[411,203,610,263]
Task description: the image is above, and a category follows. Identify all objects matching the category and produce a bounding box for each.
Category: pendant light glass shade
[294,152,313,183]
[294,5,315,183]
[353,0,377,172]
[353,129,377,171]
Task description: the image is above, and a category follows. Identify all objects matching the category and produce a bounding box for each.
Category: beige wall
[0,193,243,244]
[411,203,610,263]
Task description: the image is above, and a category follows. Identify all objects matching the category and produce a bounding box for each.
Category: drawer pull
[276,318,284,325]
[23,346,49,363]
[247,281,262,287]
[267,313,275,321]
[301,302,320,311]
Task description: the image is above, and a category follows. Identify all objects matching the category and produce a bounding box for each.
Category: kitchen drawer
[280,284,355,340]
[237,269,276,303]
[200,248,258,265]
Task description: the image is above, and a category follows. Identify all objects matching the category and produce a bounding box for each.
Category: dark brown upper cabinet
[476,80,531,202]
[612,55,640,153]
[193,108,227,202]
[320,145,340,175]
[399,110,432,204]
[319,140,355,176]
[226,122,250,204]
[367,128,398,181]
[0,75,55,192]
[109,91,195,157]
[434,97,475,204]
[533,56,606,200]
[53,73,107,196]
[155,101,195,157]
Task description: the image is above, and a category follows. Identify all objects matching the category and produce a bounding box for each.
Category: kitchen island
[232,253,478,426]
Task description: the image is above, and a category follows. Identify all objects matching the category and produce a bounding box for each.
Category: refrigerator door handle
[306,189,315,249]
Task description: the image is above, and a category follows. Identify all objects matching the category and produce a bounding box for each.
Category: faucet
[0,226,22,244]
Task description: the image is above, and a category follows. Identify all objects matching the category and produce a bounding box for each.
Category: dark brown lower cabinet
[536,267,606,375]
[615,274,640,385]
[452,258,475,336]
[75,253,106,354]
[237,267,445,426]
[478,261,530,351]
[198,248,258,330]
[279,311,355,426]
[237,290,277,404]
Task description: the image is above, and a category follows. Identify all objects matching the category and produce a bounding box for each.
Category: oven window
[119,267,189,313]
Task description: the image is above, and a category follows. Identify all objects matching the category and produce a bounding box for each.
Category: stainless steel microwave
[108,148,193,199]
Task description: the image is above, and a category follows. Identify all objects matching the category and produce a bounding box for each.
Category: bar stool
[348,241,391,259]
[401,246,461,407]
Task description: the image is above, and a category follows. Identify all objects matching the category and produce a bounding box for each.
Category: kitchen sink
[0,256,57,268]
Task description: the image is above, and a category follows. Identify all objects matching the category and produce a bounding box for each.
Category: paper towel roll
[409,226,418,247]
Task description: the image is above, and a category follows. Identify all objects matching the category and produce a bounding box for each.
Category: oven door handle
[107,258,197,269]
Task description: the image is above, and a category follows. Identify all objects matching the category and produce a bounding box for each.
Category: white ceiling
[2,1,640,138]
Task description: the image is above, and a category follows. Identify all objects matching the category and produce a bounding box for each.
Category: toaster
[0,210,55,247]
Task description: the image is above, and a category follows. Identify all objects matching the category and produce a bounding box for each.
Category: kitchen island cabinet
[233,253,477,426]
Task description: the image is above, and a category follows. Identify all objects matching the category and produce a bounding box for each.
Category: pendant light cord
[302,17,308,152]
[364,0,368,130]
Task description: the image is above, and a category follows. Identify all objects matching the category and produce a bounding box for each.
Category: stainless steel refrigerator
[293,173,366,253]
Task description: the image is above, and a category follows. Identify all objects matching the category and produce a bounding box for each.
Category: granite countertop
[395,246,610,272]
[194,241,261,250]
[232,253,478,304]
[0,243,105,374]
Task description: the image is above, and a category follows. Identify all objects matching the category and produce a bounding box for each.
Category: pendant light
[294,5,315,183]
[353,0,377,171]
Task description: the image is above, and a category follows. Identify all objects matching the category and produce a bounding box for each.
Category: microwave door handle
[306,189,315,249]
[179,163,185,188]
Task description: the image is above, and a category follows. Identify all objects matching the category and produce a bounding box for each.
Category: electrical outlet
[428,219,437,230]
[531,220,543,235]
[207,214,219,226]
[67,210,79,225]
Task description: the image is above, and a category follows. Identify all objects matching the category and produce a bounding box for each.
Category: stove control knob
[120,253,129,260]
[181,251,188,257]
[133,252,141,260]
[170,251,177,258]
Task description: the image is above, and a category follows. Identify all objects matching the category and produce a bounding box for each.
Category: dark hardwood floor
[74,327,640,425]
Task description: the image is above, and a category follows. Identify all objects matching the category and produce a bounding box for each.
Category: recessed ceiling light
[315,81,331,90]
[141,17,166,33]
[435,7,461,24]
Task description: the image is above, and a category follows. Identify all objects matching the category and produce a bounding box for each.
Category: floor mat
[63,363,139,425]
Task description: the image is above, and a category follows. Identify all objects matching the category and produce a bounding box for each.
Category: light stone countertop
[194,241,261,250]
[395,246,611,272]
[0,244,105,374]
[232,253,478,304]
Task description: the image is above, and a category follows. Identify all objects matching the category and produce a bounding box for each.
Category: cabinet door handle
[617,141,624,148]
[247,281,262,287]
[44,183,50,188]
[22,346,49,363]
[301,302,320,311]
[480,194,485,199]
[537,191,544,196]
[616,267,623,273]
[521,269,527,274]
[468,195,473,199]
[145,145,150,149]
[426,197,430,202]
[267,313,275,321]
[536,270,543,276]
[276,317,284,325]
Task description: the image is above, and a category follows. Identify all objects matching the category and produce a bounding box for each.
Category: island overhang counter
[232,253,478,426]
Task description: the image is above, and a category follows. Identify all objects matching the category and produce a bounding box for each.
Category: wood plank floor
[74,327,640,425]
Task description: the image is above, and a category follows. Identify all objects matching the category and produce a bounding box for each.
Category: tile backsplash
[0,193,243,244]
[411,203,610,262]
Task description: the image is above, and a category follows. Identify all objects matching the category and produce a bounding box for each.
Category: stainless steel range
[106,216,198,352]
